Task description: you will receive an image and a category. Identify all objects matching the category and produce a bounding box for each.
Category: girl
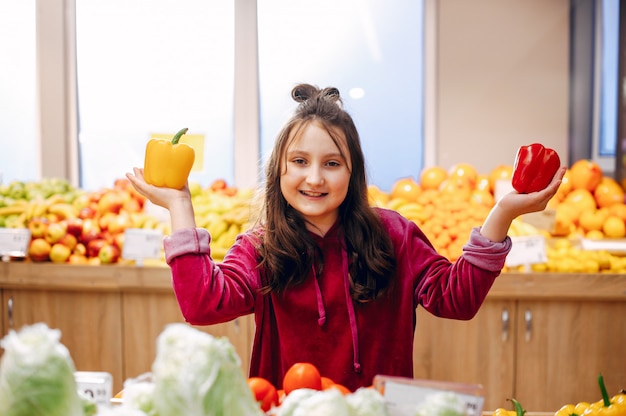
[126,83,565,392]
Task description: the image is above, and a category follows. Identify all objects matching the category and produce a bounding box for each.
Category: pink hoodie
[164,208,511,391]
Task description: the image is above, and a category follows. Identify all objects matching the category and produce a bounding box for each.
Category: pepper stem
[598,374,611,407]
[171,127,189,144]
[509,398,526,416]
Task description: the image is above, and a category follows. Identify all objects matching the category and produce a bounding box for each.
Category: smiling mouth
[300,190,327,197]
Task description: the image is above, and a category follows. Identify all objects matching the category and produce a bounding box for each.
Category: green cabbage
[0,323,85,416]
[346,387,390,416]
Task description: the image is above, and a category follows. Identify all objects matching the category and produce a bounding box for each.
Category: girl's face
[280,120,352,236]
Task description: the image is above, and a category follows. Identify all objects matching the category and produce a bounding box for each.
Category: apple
[78,206,97,220]
[27,217,50,239]
[107,212,133,235]
[45,222,68,245]
[87,256,101,265]
[80,219,102,245]
[98,212,117,232]
[68,253,88,264]
[98,191,125,215]
[58,233,78,251]
[87,238,107,258]
[50,243,72,263]
[98,243,121,264]
[74,242,87,256]
[112,232,125,251]
[65,217,84,238]
[28,238,52,262]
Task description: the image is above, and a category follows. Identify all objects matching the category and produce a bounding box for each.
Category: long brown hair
[255,84,396,302]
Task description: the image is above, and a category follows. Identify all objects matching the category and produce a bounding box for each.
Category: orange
[563,188,597,216]
[569,159,603,192]
[594,176,625,208]
[419,166,448,190]
[602,216,626,238]
[448,163,478,187]
[439,177,472,201]
[282,362,322,395]
[390,177,421,202]
[367,185,390,207]
[555,169,572,201]
[469,189,495,207]
[474,174,491,192]
[578,207,609,232]
[488,165,513,192]
[608,203,626,221]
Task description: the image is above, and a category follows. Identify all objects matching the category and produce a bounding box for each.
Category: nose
[306,166,324,186]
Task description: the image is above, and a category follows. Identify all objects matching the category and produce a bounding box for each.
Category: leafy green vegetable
[150,323,263,416]
[0,323,85,416]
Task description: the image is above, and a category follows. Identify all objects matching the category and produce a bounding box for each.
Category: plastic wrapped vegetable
[150,323,263,416]
[0,323,85,416]
[277,388,351,416]
[346,387,390,416]
[414,391,467,416]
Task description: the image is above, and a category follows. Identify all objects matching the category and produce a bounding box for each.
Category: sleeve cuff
[462,227,512,272]
[163,228,212,264]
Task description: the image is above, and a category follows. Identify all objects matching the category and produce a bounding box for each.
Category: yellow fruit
[488,165,513,193]
[390,177,421,202]
[448,163,478,188]
[594,176,625,208]
[563,189,597,216]
[602,216,626,238]
[419,166,448,190]
[578,207,609,232]
[569,159,603,192]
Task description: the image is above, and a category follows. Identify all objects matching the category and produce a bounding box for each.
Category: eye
[326,160,341,167]
[292,157,307,165]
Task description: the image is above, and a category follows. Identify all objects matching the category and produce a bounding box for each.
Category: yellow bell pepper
[557,375,626,416]
[493,398,526,416]
[144,127,195,190]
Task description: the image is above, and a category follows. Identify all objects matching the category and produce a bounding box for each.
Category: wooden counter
[1,262,624,410]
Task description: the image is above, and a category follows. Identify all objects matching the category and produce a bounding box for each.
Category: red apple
[87,238,107,258]
[98,191,125,215]
[78,206,97,220]
[27,217,50,239]
[98,212,117,232]
[87,256,101,265]
[80,219,102,245]
[65,217,84,238]
[58,233,78,251]
[50,243,72,263]
[98,243,121,264]
[112,232,125,251]
[44,222,68,245]
[28,238,52,262]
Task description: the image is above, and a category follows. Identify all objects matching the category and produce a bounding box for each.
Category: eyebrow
[286,149,345,160]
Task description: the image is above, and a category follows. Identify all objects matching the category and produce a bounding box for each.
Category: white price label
[122,228,163,262]
[0,228,31,258]
[506,235,547,267]
[380,379,484,416]
[75,371,113,407]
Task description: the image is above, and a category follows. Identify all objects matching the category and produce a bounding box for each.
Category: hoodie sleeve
[378,208,511,320]
[163,227,260,325]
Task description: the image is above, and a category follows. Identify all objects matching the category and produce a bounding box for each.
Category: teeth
[301,191,324,197]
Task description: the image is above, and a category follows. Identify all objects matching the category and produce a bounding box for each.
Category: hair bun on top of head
[292,84,341,104]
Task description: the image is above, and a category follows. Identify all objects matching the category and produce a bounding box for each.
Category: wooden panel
[414,300,517,411]
[1,289,124,392]
[514,300,626,410]
[121,291,254,383]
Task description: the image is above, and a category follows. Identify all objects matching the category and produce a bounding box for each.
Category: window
[0,0,37,184]
[75,0,235,190]
[257,0,425,191]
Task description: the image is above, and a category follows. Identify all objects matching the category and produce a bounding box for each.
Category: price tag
[374,376,484,416]
[75,371,113,407]
[0,228,31,259]
[122,228,163,265]
[506,235,547,267]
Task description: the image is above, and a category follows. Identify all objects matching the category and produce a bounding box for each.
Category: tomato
[247,376,279,412]
[282,362,322,395]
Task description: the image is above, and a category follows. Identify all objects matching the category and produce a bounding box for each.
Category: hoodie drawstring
[312,249,362,373]
[342,249,361,373]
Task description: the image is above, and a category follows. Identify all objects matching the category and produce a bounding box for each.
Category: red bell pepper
[511,143,561,193]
